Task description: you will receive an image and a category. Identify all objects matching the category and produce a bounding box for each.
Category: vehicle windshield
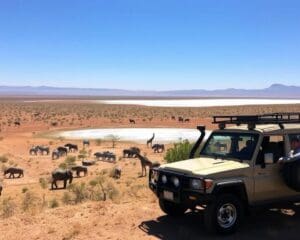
[201,132,259,161]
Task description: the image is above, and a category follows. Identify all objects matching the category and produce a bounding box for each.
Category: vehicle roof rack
[212,112,300,130]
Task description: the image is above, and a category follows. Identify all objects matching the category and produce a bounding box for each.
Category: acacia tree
[107,135,120,148]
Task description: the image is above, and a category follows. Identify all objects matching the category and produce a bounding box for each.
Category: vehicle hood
[160,157,249,176]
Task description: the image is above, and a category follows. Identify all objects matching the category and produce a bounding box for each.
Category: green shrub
[164,140,195,163]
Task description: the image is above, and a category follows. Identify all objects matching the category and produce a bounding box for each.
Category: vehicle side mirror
[264,153,274,164]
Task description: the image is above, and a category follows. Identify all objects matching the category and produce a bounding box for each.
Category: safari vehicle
[149,113,300,234]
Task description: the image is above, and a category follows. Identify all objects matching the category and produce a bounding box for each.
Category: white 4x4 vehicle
[149,113,300,234]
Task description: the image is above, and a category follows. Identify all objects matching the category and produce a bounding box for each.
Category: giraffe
[136,153,160,177]
[147,133,155,148]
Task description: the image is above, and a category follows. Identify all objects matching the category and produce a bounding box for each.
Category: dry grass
[0,197,16,218]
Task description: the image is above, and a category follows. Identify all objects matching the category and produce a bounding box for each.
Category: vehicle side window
[201,132,259,161]
[256,135,284,165]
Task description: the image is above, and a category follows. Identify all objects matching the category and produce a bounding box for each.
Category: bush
[22,187,29,193]
[164,140,195,163]
[95,139,102,146]
[39,178,48,189]
[62,192,72,205]
[79,149,87,155]
[77,154,86,160]
[107,182,120,202]
[59,163,67,170]
[49,198,59,208]
[88,175,107,201]
[21,191,39,212]
[68,183,88,204]
[65,156,76,167]
[0,197,16,218]
[0,155,8,163]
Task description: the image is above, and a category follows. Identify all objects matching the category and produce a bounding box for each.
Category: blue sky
[0,0,299,90]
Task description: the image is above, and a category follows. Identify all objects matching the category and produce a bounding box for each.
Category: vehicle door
[254,135,297,202]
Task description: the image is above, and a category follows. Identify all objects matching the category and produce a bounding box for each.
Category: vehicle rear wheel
[159,199,188,217]
[204,194,244,234]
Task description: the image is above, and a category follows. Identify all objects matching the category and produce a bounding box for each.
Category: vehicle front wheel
[204,194,244,234]
[159,199,188,217]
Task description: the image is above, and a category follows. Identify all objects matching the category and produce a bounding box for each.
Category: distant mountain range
[0,84,299,98]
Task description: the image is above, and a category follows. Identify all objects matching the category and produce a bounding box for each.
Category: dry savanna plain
[1,99,300,240]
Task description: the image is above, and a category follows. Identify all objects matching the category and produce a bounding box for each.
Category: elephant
[71,166,88,177]
[57,147,68,156]
[64,144,78,152]
[29,146,38,155]
[82,160,96,166]
[106,153,116,162]
[152,144,165,153]
[30,146,49,155]
[4,167,24,178]
[123,149,133,158]
[83,139,90,147]
[94,151,110,160]
[37,146,50,155]
[51,169,73,189]
[52,150,60,160]
[123,147,140,158]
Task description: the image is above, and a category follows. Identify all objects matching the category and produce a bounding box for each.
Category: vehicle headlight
[190,178,213,190]
[190,179,202,190]
[171,176,180,187]
[162,175,168,184]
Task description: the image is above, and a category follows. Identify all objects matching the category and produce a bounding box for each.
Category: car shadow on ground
[139,206,300,240]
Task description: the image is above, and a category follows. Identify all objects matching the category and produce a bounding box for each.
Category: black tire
[159,199,188,217]
[204,194,244,234]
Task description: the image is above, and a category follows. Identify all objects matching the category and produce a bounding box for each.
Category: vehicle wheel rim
[217,203,237,229]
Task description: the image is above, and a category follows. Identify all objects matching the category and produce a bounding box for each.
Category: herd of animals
[129,116,190,124]
[0,133,163,195]
[1,114,190,132]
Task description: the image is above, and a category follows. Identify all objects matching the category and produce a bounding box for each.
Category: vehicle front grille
[158,171,189,191]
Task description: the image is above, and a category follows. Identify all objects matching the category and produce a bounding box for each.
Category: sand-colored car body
[150,123,300,208]
[149,124,300,232]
